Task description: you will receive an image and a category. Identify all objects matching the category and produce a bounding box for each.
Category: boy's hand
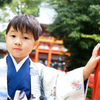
[83,43,100,81]
[18,91,27,100]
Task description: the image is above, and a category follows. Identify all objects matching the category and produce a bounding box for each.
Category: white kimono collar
[9,54,29,72]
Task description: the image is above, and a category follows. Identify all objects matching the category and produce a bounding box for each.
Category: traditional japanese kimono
[0,53,88,100]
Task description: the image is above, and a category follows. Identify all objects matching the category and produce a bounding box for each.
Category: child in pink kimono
[0,14,100,100]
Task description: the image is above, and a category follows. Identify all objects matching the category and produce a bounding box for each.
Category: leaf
[81,34,100,42]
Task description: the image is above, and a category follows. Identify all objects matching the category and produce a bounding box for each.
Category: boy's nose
[15,38,22,46]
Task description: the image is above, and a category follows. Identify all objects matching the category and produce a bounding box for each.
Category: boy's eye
[23,37,29,39]
[11,35,16,38]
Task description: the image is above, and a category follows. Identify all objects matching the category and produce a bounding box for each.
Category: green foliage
[48,0,100,71]
[3,0,44,16]
[0,0,12,7]
[0,0,12,26]
[0,0,46,37]
[86,87,93,99]
[0,30,6,38]
[82,34,100,42]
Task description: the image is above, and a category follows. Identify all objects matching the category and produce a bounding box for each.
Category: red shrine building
[30,25,70,69]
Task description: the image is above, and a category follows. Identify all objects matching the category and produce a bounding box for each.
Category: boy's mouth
[14,48,21,51]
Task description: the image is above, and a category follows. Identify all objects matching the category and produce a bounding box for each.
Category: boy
[0,14,100,100]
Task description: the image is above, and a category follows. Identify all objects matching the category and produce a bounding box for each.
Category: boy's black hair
[6,14,42,41]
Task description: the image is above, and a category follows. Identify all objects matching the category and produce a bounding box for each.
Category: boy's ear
[5,35,7,40]
[32,40,39,50]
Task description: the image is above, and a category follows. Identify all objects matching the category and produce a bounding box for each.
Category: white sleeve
[42,67,88,100]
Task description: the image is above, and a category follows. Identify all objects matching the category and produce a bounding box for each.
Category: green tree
[0,0,44,21]
[82,5,100,42]
[48,0,100,71]
[0,0,59,23]
[0,0,12,7]
[6,0,45,16]
[0,0,12,37]
[0,0,45,38]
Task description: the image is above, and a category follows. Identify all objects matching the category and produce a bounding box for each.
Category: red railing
[92,49,100,100]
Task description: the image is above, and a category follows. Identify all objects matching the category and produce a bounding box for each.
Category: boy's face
[5,26,37,63]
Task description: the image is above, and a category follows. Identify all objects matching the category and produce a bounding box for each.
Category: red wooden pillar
[34,49,39,62]
[47,43,52,67]
[34,41,40,62]
[92,49,100,100]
